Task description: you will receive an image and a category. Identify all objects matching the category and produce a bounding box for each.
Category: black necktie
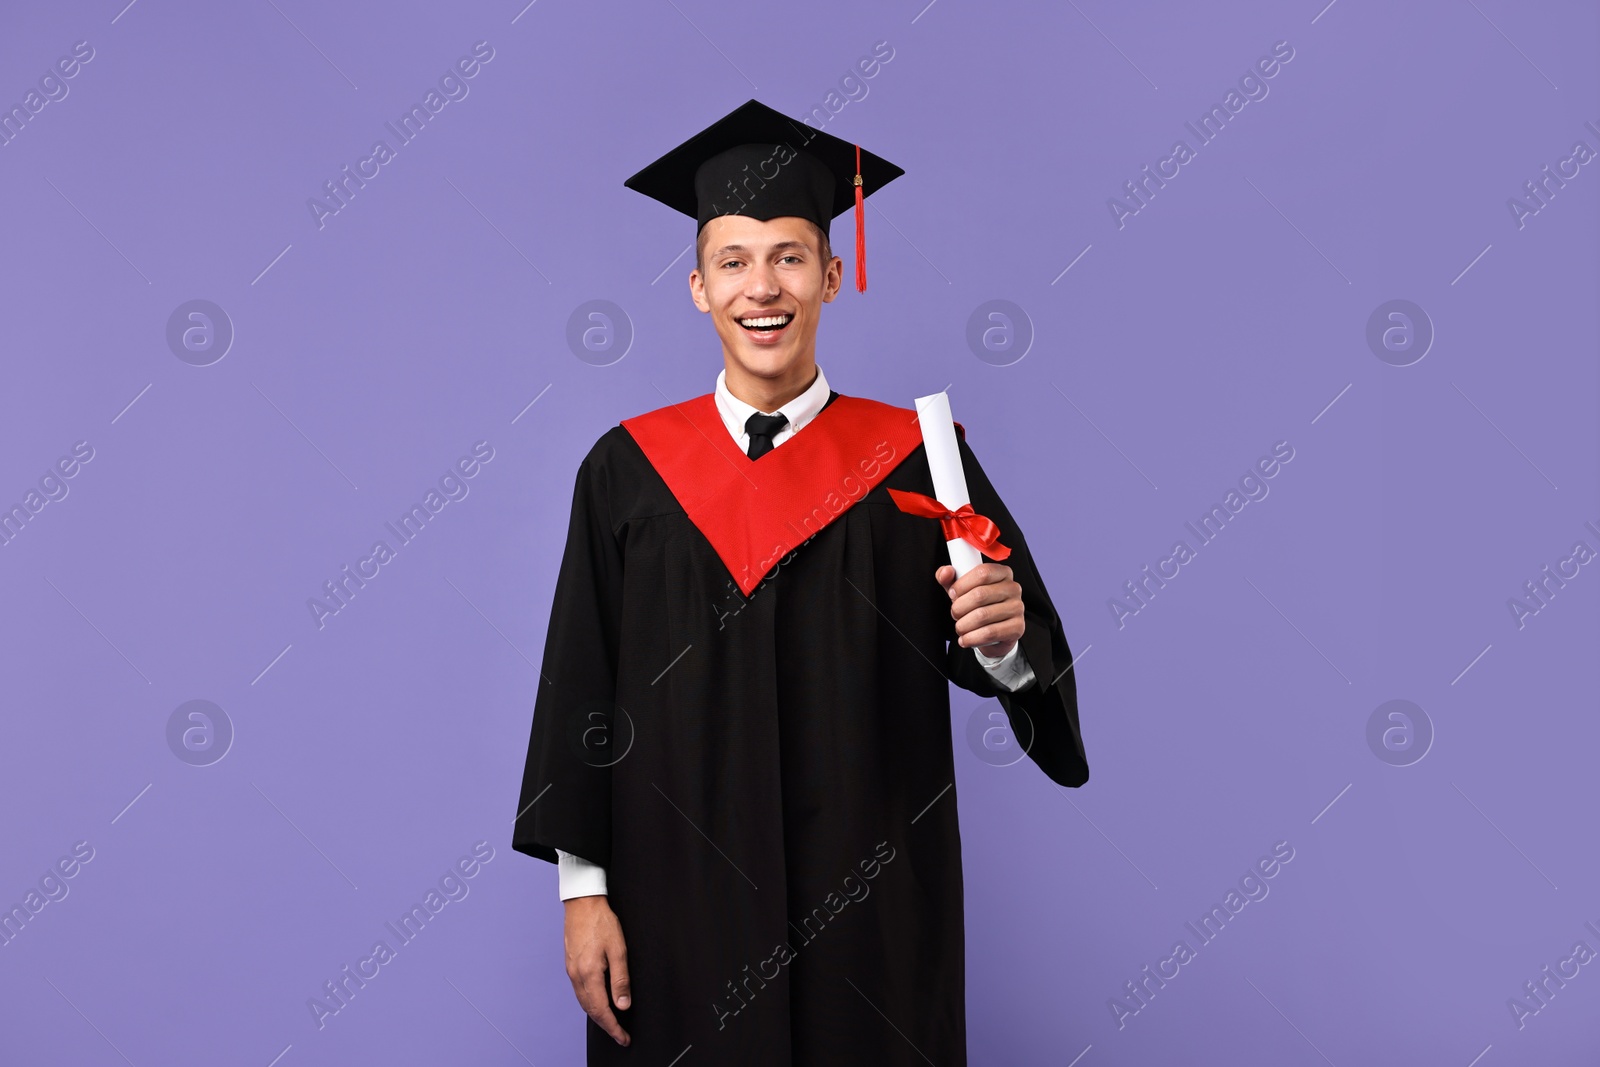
[745,412,789,459]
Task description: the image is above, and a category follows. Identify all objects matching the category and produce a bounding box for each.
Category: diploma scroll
[914,391,984,579]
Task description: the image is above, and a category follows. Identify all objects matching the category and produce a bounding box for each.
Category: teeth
[739,314,792,328]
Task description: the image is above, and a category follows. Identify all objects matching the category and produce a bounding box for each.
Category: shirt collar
[714,364,831,442]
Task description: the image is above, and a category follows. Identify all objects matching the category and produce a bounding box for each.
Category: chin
[733,354,793,380]
[726,338,797,374]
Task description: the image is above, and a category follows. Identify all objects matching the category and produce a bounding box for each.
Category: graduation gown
[512,388,1088,1065]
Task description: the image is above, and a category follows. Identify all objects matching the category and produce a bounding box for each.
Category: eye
[720,259,743,269]
[780,255,802,264]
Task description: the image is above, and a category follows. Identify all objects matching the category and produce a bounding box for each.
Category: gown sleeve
[942,433,1090,788]
[512,446,625,865]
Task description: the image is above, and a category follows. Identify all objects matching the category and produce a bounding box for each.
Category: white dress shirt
[556,365,1036,900]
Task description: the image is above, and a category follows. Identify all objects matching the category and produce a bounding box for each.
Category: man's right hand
[564,895,631,1046]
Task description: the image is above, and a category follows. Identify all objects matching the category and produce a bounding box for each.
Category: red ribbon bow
[886,488,1011,561]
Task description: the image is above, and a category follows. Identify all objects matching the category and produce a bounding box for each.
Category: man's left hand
[936,562,1025,660]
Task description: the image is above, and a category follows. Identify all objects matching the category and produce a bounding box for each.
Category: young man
[513,99,1088,1065]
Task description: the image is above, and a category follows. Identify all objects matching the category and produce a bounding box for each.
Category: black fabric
[744,412,789,459]
[512,400,1087,1065]
[621,99,905,238]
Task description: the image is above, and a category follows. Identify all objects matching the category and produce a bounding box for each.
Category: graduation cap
[623,98,904,292]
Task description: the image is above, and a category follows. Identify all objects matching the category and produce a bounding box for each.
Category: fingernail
[617,996,630,1008]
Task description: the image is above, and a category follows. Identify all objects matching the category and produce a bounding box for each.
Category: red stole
[621,392,944,596]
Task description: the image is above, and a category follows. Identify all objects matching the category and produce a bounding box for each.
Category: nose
[743,259,780,301]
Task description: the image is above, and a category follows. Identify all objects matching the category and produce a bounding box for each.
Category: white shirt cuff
[555,849,608,900]
[973,641,1036,692]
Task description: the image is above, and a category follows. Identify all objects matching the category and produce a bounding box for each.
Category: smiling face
[689,214,841,405]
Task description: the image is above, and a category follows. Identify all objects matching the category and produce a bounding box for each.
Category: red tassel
[853,143,866,293]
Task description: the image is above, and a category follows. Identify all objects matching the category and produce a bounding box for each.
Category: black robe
[512,389,1088,1065]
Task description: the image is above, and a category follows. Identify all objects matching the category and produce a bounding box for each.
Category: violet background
[1,0,1596,1064]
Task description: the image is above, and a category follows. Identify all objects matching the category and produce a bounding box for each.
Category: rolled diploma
[914,391,983,578]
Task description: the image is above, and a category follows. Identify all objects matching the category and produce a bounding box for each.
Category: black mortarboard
[623,98,904,292]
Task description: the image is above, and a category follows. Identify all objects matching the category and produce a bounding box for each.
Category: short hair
[696,219,832,277]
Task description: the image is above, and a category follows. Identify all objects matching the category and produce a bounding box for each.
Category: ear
[689,267,710,313]
[820,254,843,303]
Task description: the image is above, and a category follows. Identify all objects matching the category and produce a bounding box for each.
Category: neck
[723,357,818,413]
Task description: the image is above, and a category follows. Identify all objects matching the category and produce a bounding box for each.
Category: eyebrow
[709,240,812,258]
